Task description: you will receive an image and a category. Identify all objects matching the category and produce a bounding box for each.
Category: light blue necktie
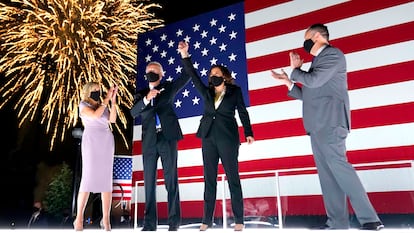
[151,97,161,131]
[155,113,161,131]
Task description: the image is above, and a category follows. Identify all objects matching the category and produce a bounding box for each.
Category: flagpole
[71,127,83,218]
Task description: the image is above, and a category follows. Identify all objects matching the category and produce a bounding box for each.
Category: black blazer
[182,57,253,145]
[131,61,191,153]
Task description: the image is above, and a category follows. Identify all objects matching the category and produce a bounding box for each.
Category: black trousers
[142,133,181,229]
[201,129,244,225]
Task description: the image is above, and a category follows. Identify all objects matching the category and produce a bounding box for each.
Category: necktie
[155,112,161,131]
[151,96,161,132]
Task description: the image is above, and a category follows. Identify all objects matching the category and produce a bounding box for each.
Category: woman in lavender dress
[73,82,118,231]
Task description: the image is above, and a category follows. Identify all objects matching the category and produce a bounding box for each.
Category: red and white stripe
[132,0,414,218]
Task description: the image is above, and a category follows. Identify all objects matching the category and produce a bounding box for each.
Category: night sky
[0,0,242,228]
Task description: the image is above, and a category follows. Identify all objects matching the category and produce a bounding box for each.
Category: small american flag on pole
[112,155,132,201]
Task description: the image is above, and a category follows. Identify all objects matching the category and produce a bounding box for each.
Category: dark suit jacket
[182,58,253,145]
[289,45,351,133]
[130,61,191,153]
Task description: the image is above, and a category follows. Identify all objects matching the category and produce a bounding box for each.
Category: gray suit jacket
[288,45,351,134]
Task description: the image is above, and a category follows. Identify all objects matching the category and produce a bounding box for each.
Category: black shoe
[141,226,156,231]
[311,224,333,230]
[311,224,349,230]
[168,225,179,231]
[361,222,384,231]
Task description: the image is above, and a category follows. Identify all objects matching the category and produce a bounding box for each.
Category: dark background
[0,0,242,228]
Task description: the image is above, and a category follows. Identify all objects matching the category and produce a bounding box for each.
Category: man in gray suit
[270,23,384,230]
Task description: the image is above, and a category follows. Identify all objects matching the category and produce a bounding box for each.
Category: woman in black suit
[181,43,254,231]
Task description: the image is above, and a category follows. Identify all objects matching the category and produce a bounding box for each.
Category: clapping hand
[111,85,118,103]
[104,85,118,104]
[289,51,303,69]
[270,69,293,88]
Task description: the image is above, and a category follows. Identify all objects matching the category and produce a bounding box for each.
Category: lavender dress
[78,101,114,193]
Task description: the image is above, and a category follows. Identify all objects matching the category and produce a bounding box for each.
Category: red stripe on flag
[132,141,142,155]
[352,102,414,129]
[250,118,305,140]
[249,85,293,106]
[244,0,291,14]
[348,145,414,165]
[112,190,132,194]
[348,61,414,90]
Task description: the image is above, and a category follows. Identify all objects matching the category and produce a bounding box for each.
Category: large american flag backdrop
[132,0,414,220]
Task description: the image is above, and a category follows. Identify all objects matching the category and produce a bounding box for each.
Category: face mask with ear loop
[210,76,224,86]
[90,91,101,101]
[303,38,315,53]
[144,72,160,82]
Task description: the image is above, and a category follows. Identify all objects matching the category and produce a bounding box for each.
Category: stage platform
[1,223,414,232]
[0,228,414,232]
[3,216,414,232]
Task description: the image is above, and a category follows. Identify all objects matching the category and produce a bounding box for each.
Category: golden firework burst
[0,0,163,149]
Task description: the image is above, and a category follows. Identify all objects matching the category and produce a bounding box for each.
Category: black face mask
[90,91,101,101]
[145,72,160,82]
[210,76,224,87]
[303,38,315,53]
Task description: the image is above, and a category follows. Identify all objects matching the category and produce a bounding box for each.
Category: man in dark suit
[270,23,384,230]
[28,201,48,228]
[130,41,191,231]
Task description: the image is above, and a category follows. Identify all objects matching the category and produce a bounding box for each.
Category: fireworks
[0,0,163,149]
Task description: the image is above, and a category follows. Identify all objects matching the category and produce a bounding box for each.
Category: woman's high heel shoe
[73,220,83,231]
[100,219,111,231]
[234,224,244,231]
[199,224,209,231]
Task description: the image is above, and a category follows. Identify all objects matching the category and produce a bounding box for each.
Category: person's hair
[81,82,100,100]
[146,61,164,76]
[308,23,329,41]
[208,64,235,85]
